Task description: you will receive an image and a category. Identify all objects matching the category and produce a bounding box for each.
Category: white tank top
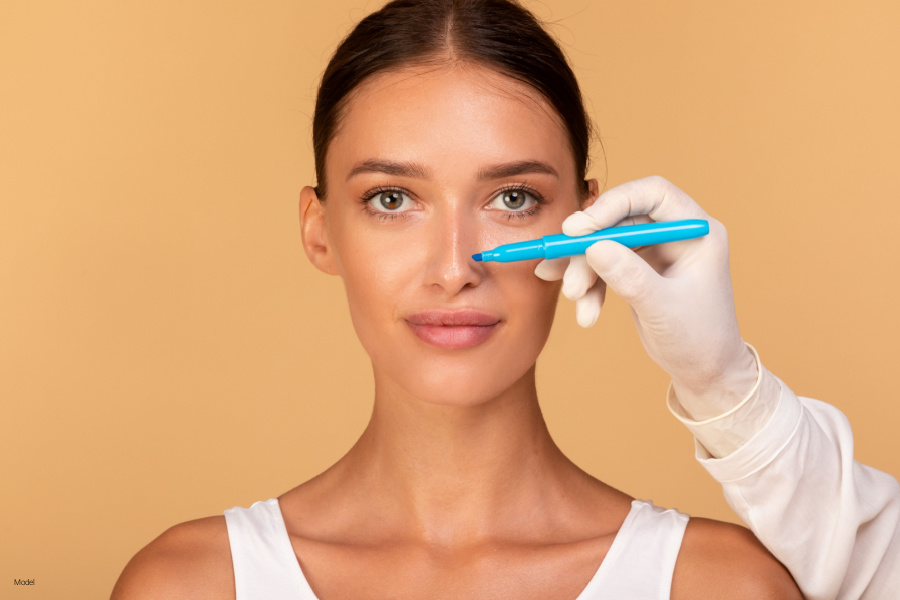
[224,498,689,600]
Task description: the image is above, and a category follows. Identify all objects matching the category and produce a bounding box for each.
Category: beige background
[2,0,899,597]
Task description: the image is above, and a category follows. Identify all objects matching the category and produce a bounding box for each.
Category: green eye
[489,187,540,211]
[487,185,547,221]
[500,190,528,209]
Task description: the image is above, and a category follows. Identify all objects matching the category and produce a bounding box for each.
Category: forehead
[328,64,575,183]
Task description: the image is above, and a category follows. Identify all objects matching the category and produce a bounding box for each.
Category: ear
[581,178,601,210]
[299,186,340,276]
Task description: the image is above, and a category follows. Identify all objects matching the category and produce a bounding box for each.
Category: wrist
[671,342,759,420]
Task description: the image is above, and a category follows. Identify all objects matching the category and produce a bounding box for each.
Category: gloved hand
[535,176,758,419]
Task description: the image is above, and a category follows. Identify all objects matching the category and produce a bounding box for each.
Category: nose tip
[426,219,484,294]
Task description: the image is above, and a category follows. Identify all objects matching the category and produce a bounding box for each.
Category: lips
[405,310,501,349]
[406,310,500,327]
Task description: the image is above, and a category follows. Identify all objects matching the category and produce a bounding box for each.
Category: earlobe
[299,186,340,276]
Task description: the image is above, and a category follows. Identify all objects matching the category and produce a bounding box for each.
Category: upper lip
[406,309,501,327]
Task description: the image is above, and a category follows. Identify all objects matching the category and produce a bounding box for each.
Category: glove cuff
[666,343,781,457]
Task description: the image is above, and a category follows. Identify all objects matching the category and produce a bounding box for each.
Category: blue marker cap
[472,219,709,263]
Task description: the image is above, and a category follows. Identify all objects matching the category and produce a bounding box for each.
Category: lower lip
[406,322,500,349]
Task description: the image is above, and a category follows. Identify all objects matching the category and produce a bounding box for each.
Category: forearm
[670,351,900,599]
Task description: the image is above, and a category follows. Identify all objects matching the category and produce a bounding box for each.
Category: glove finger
[533,257,569,281]
[575,279,605,328]
[584,239,661,310]
[562,210,609,238]
[562,211,654,238]
[561,254,598,300]
[565,177,708,237]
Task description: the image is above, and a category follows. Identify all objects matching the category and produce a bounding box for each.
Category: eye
[487,186,542,212]
[365,188,415,213]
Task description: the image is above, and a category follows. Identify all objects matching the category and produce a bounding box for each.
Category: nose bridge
[425,198,482,293]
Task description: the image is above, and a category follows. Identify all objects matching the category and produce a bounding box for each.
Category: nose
[422,205,484,296]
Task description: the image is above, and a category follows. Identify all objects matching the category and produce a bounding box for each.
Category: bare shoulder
[672,517,803,600]
[110,516,234,600]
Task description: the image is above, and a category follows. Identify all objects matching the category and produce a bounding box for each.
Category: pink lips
[405,310,501,349]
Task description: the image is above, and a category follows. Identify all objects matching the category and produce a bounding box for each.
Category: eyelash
[359,183,547,222]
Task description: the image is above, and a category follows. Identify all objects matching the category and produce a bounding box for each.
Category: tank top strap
[224,498,319,600]
[577,499,690,600]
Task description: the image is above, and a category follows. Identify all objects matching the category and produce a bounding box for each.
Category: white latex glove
[534,176,757,418]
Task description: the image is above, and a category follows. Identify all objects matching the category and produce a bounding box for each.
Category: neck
[327,364,585,546]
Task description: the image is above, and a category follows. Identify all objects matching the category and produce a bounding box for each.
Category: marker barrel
[542,219,709,260]
[476,219,709,262]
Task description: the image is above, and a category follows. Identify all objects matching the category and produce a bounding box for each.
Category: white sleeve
[669,354,900,599]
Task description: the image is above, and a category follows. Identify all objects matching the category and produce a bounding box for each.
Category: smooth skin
[112,63,802,599]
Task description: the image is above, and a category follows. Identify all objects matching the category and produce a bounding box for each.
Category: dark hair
[312,0,595,200]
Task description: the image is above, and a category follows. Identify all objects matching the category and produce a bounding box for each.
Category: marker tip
[472,253,482,262]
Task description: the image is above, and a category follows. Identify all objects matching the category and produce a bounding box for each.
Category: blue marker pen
[472,219,709,263]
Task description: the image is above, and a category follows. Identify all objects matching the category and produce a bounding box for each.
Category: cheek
[341,251,406,320]
[334,229,422,348]
[496,260,562,346]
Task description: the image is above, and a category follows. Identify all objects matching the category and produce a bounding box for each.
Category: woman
[110,0,893,598]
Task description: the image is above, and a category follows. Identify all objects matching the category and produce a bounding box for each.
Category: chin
[383,358,535,408]
[412,385,506,408]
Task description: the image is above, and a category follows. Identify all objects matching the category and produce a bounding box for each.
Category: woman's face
[303,64,593,406]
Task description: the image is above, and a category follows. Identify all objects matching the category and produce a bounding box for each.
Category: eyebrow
[345,159,558,181]
[478,160,559,181]
[346,159,429,181]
